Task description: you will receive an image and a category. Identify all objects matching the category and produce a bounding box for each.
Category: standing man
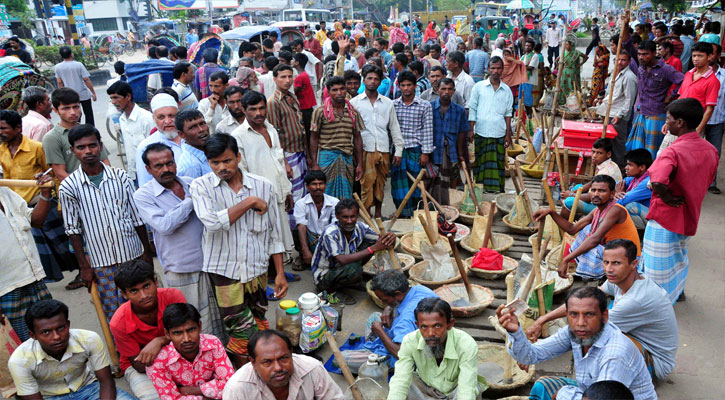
[291,53,317,143]
[465,38,490,83]
[108,81,155,184]
[658,41,682,73]
[186,28,198,45]
[445,51,475,109]
[291,39,322,94]
[409,61,431,96]
[216,86,246,135]
[198,71,231,134]
[4,36,33,64]
[704,43,725,194]
[20,86,53,141]
[58,125,154,323]
[677,42,720,138]
[585,17,601,57]
[54,46,96,126]
[545,20,561,67]
[171,61,199,111]
[520,39,539,116]
[303,29,323,64]
[392,71,433,218]
[190,133,288,366]
[468,56,513,193]
[176,109,212,179]
[350,65,404,218]
[420,66,465,106]
[135,93,183,187]
[194,48,225,99]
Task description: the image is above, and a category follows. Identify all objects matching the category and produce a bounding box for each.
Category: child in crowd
[615,149,653,229]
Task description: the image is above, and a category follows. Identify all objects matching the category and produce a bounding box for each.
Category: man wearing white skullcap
[134,93,184,187]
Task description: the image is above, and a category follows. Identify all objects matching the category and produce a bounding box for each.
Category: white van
[281,9,333,30]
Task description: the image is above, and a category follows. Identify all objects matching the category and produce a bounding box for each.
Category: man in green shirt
[387,298,485,400]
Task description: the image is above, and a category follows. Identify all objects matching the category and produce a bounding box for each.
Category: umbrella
[506,0,537,10]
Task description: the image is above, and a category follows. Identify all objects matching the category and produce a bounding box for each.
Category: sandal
[284,272,301,282]
[266,286,280,301]
[708,186,721,195]
[336,292,357,305]
[65,274,84,291]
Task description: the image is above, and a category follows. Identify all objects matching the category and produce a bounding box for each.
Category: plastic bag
[461,184,484,214]
[300,309,327,353]
[471,248,503,271]
[532,127,544,153]
[469,215,490,249]
[565,93,579,113]
[420,241,456,281]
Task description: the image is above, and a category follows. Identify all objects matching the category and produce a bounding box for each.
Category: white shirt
[119,104,155,180]
[301,50,320,84]
[231,120,291,203]
[198,98,231,135]
[545,27,561,47]
[468,79,513,139]
[293,193,339,235]
[350,92,404,157]
[215,114,243,135]
[447,70,475,108]
[259,72,277,99]
[526,53,539,86]
[596,67,638,121]
[148,57,173,91]
[322,39,333,58]
[172,79,199,111]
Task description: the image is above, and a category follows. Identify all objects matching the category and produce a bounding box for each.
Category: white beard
[161,129,179,140]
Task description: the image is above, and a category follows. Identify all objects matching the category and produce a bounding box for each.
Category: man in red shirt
[642,98,718,305]
[292,52,317,143]
[303,29,323,62]
[110,259,187,400]
[658,41,682,72]
[678,42,721,135]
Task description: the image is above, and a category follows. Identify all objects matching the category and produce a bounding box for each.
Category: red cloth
[423,22,437,43]
[304,38,323,61]
[669,38,684,59]
[471,248,504,271]
[110,288,187,372]
[294,71,317,110]
[679,67,721,109]
[646,132,718,236]
[664,55,682,73]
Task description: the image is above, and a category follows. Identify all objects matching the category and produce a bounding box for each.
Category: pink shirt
[146,334,234,400]
[21,110,53,141]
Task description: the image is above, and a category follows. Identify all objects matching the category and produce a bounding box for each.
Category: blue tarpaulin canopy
[125,59,175,104]
[220,25,281,41]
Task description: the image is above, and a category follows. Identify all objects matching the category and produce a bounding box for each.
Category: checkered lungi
[360,151,390,209]
[641,220,690,305]
[320,149,355,200]
[285,151,308,229]
[624,202,649,230]
[472,136,506,193]
[0,280,52,341]
[31,202,76,282]
[428,141,455,206]
[569,224,605,280]
[164,270,227,345]
[94,265,127,324]
[391,147,423,218]
[626,113,666,159]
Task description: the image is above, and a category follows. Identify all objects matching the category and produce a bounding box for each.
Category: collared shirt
[292,193,339,235]
[617,175,652,208]
[42,125,109,174]
[469,79,513,139]
[310,104,364,155]
[267,90,306,154]
[646,132,718,236]
[388,328,481,400]
[465,49,490,77]
[419,87,465,106]
[635,60,684,116]
[135,131,184,187]
[133,176,204,274]
[232,120,291,203]
[415,76,432,96]
[679,35,695,68]
[545,27,561,47]
[190,170,285,281]
[679,67,721,110]
[21,110,53,141]
[664,55,682,73]
[447,70,475,108]
[119,104,155,180]
[596,159,622,182]
[110,288,186,372]
[59,164,144,268]
[311,221,378,284]
[393,96,434,153]
[506,322,657,400]
[223,354,344,400]
[8,329,109,397]
[301,49,320,83]
[177,142,212,179]
[0,135,46,203]
[431,99,468,165]
[172,79,199,111]
[708,67,725,125]
[350,93,404,157]
[147,334,235,400]
[197,98,230,135]
[596,67,637,120]
[0,188,46,297]
[259,73,277,99]
[293,71,317,109]
[215,114,242,135]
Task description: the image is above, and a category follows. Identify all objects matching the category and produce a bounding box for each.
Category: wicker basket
[521,163,544,178]
[440,205,460,223]
[458,201,496,225]
[460,233,514,255]
[366,279,419,308]
[544,244,576,273]
[362,253,416,277]
[477,344,535,391]
[434,284,494,317]
[506,143,525,157]
[466,255,518,280]
[495,193,539,216]
[528,233,561,256]
[408,258,469,288]
[538,264,575,295]
[400,233,453,259]
[502,213,538,235]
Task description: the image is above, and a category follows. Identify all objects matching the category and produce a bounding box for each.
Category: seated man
[223,330,344,399]
[147,303,235,399]
[561,138,623,218]
[310,198,396,304]
[614,149,653,230]
[8,300,134,400]
[110,259,187,400]
[388,298,484,400]
[526,239,678,381]
[497,287,657,400]
[293,170,339,269]
[533,175,640,280]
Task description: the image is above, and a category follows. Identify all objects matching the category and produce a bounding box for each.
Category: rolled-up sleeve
[58,183,82,236]
[421,102,434,154]
[190,179,231,232]
[265,185,286,255]
[506,327,572,365]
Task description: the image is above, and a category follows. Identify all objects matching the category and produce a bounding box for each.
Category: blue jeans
[563,184,596,214]
[705,123,723,187]
[47,381,136,400]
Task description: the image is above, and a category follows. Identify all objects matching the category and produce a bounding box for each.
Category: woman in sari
[423,21,438,44]
[412,22,423,47]
[501,48,528,100]
[557,34,588,105]
[389,22,408,48]
[588,43,610,105]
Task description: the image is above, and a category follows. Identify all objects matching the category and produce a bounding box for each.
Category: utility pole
[64,0,78,45]
[350,0,354,20]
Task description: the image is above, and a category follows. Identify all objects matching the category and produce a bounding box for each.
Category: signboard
[240,0,288,11]
[0,5,10,27]
[72,4,85,21]
[51,5,67,17]
[158,0,239,10]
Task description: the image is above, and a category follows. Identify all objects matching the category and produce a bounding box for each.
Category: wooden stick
[519,235,552,304]
[559,187,584,262]
[504,274,515,382]
[461,161,484,216]
[352,194,379,234]
[508,164,523,195]
[482,201,497,249]
[387,168,426,231]
[532,219,549,337]
[376,217,401,270]
[448,234,476,301]
[407,171,445,214]
[418,179,436,241]
[554,145,568,191]
[325,331,364,400]
[417,214,438,244]
[91,282,121,376]
[0,179,54,188]
[563,148,570,185]
[514,161,535,225]
[601,2,631,139]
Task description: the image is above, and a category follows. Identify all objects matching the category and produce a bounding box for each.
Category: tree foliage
[4,0,28,15]
[651,0,688,12]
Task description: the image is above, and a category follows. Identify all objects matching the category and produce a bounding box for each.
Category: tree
[651,0,687,12]
[4,0,28,15]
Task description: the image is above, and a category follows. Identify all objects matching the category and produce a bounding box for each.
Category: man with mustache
[387,298,482,400]
[215,86,246,135]
[176,110,212,179]
[533,175,640,281]
[108,81,154,184]
[293,170,339,269]
[497,287,657,400]
[135,93,183,187]
[147,303,235,399]
[224,330,343,399]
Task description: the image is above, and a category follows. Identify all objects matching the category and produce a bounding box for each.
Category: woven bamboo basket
[477,344,535,391]
[521,162,545,178]
[495,193,538,215]
[502,214,539,235]
[434,284,494,317]
[538,265,575,295]
[366,279,419,308]
[400,233,453,259]
[466,255,518,280]
[506,143,525,157]
[460,233,514,255]
[458,201,497,225]
[544,244,577,274]
[528,233,561,256]
[362,253,416,277]
[391,221,469,243]
[408,258,469,288]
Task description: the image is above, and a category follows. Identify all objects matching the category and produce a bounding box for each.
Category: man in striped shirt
[189,133,288,366]
[58,124,153,323]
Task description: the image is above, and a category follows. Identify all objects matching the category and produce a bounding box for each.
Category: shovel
[447,234,479,308]
[386,169,426,231]
[352,194,399,271]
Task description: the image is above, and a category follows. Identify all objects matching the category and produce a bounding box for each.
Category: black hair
[204,132,239,160]
[115,259,156,292]
[358,37,367,46]
[566,286,607,313]
[364,48,378,60]
[106,81,133,99]
[534,42,543,52]
[202,48,218,63]
[241,90,266,108]
[273,63,293,77]
[473,37,483,48]
[262,38,274,49]
[304,170,327,185]
[604,239,638,263]
[692,41,713,55]
[394,52,409,67]
[148,46,158,59]
[583,380,634,400]
[68,124,101,147]
[0,110,22,129]
[429,65,447,76]
[638,40,657,53]
[174,109,204,132]
[414,297,453,322]
[223,85,246,100]
[670,24,683,36]
[446,50,465,66]
[239,57,254,68]
[239,41,256,58]
[51,87,80,108]
[21,86,48,111]
[153,87,179,103]
[269,31,279,39]
[291,39,304,49]
[592,17,598,23]
[142,142,174,167]
[375,37,387,47]
[293,52,308,69]
[618,49,631,60]
[371,269,409,297]
[439,77,455,88]
[326,75,346,90]
[173,46,188,60]
[25,299,69,333]
[667,98,704,130]
[625,148,652,168]
[209,71,229,84]
[334,198,358,215]
[162,303,201,331]
[331,41,340,55]
[278,50,293,63]
[408,60,424,75]
[148,39,161,47]
[361,64,383,80]
[248,329,292,360]
[156,45,169,58]
[264,55,279,71]
[173,61,192,80]
[592,138,613,154]
[59,46,72,59]
[114,61,125,76]
[658,40,674,54]
[430,44,441,54]
[418,44,430,55]
[397,70,417,86]
[343,70,361,83]
[591,174,616,191]
[392,42,405,54]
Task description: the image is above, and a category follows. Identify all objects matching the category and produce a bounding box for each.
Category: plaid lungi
[164,270,227,345]
[31,202,76,282]
[0,280,51,341]
[208,273,269,356]
[429,141,455,206]
[641,220,690,305]
[319,149,354,200]
[391,147,423,218]
[472,136,506,193]
[94,265,127,324]
[624,202,649,230]
[626,113,666,159]
[569,225,605,279]
[529,376,578,400]
[360,151,390,209]
[285,151,308,229]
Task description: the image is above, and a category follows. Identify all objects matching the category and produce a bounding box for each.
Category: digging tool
[386,169,426,231]
[91,282,122,377]
[326,331,363,400]
[376,217,401,270]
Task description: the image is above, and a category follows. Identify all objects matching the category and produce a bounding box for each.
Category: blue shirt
[679,35,695,69]
[135,132,184,187]
[364,285,438,366]
[507,322,657,400]
[177,142,212,179]
[431,99,468,165]
[468,79,513,139]
[708,67,725,125]
[465,49,489,78]
[617,175,652,208]
[358,77,392,98]
[133,176,204,274]
[380,51,393,67]
[185,33,199,45]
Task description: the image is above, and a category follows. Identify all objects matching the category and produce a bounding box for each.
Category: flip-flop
[65,275,84,291]
[708,186,721,194]
[284,272,301,282]
[334,291,357,305]
[266,286,279,301]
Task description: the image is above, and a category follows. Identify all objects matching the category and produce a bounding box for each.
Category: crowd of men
[0,8,721,400]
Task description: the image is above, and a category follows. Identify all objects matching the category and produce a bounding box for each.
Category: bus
[281,9,333,30]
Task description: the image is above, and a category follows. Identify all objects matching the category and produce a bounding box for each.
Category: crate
[561,120,617,149]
